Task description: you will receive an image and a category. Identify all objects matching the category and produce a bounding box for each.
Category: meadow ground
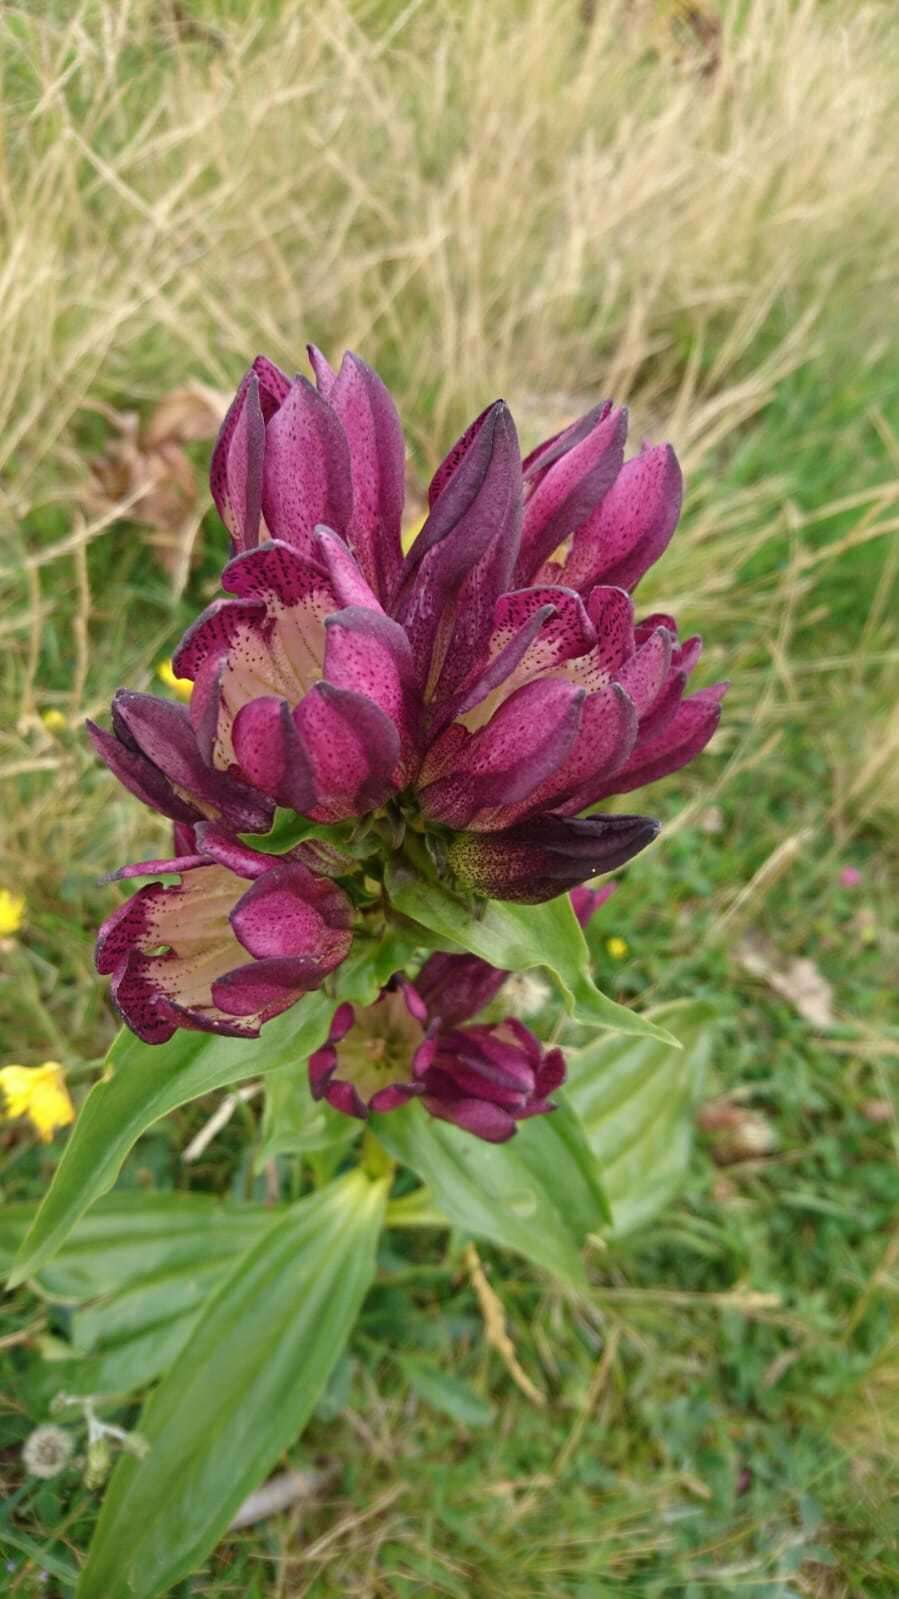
[1,1,898,1594]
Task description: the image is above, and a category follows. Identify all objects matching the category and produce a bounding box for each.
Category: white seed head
[501,971,551,1017]
[22,1424,74,1479]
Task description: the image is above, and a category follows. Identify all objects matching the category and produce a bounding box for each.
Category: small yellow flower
[156,659,193,701]
[605,935,629,961]
[401,512,427,554]
[41,708,68,734]
[0,1062,75,1143]
[0,889,26,937]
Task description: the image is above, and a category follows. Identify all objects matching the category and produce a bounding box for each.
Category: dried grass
[1,0,898,917]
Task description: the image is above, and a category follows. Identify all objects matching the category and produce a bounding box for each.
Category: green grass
[3,1,899,1594]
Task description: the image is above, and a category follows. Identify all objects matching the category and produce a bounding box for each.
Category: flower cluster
[89,346,725,1138]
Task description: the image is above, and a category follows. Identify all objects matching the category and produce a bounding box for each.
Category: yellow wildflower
[156,659,193,701]
[0,1062,75,1142]
[0,889,26,937]
[605,935,629,961]
[41,708,68,734]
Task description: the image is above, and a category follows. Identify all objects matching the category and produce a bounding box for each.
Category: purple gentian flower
[171,348,723,853]
[309,960,564,1144]
[95,828,352,1043]
[89,345,726,1045]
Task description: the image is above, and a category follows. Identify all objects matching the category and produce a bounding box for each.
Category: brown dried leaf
[143,383,230,448]
[81,383,228,591]
[698,1097,777,1164]
[735,931,835,1029]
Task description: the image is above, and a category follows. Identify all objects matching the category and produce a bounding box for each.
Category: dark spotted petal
[392,401,522,704]
[586,684,726,802]
[261,376,353,553]
[320,350,406,605]
[446,813,660,903]
[562,442,683,595]
[514,403,627,586]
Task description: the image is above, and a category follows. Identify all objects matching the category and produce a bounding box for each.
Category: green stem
[360,1126,396,1182]
[385,1186,449,1229]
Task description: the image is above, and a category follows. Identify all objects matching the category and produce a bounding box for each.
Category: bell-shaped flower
[309,970,564,1144]
[390,399,522,705]
[170,527,420,824]
[444,814,659,903]
[308,979,434,1119]
[96,828,352,1044]
[418,583,724,836]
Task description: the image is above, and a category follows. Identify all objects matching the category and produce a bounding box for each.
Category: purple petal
[261,376,353,553]
[427,403,493,507]
[422,1092,517,1143]
[86,718,199,826]
[252,354,292,416]
[230,860,352,966]
[615,625,673,716]
[210,371,264,551]
[111,691,273,833]
[521,401,612,481]
[294,681,401,820]
[323,606,419,778]
[307,343,337,397]
[446,813,659,902]
[587,685,727,802]
[515,403,627,586]
[569,881,617,928]
[104,852,208,883]
[500,682,638,825]
[415,952,508,1028]
[212,956,330,1019]
[194,823,280,880]
[325,351,406,604]
[172,598,268,681]
[419,678,585,830]
[392,401,522,704]
[231,696,317,814]
[450,586,596,726]
[562,443,683,595]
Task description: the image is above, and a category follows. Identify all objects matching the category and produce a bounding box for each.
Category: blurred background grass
[1,0,898,1593]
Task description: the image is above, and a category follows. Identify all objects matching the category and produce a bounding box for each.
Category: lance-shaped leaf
[384,861,676,1044]
[0,1194,284,1398]
[7,992,336,1287]
[76,1171,387,1599]
[374,1097,607,1288]
[565,998,716,1235]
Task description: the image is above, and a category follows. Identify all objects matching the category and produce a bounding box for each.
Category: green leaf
[8,993,336,1288]
[0,1193,284,1396]
[397,1355,495,1427]
[238,806,337,855]
[257,1065,360,1165]
[332,926,424,1007]
[0,1192,277,1301]
[76,1170,387,1599]
[374,1098,609,1288]
[384,865,675,1044]
[565,998,716,1236]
